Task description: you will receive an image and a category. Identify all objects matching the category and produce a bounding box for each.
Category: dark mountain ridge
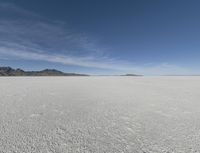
[0,67,89,76]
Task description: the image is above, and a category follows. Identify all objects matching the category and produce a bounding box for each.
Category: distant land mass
[0,67,89,76]
[121,74,143,76]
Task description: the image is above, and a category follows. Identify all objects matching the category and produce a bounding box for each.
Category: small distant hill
[0,67,89,76]
[121,74,143,76]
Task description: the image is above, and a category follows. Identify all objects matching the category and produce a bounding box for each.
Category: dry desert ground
[0,76,200,153]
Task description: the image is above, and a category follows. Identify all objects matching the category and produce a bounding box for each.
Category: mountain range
[0,67,89,76]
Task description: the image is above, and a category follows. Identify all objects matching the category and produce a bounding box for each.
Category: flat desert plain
[1,77,200,153]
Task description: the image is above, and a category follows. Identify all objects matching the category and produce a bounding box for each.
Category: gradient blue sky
[0,0,200,75]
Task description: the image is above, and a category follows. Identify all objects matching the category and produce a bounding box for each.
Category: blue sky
[0,0,200,75]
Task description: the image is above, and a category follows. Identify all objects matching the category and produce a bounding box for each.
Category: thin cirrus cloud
[0,42,125,70]
[0,2,194,75]
[0,3,112,67]
[0,18,129,71]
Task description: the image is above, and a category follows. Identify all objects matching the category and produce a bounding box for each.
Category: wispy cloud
[0,2,109,65]
[0,42,121,70]
[0,2,194,75]
[0,2,41,18]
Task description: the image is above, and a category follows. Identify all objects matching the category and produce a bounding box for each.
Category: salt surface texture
[0,76,200,153]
